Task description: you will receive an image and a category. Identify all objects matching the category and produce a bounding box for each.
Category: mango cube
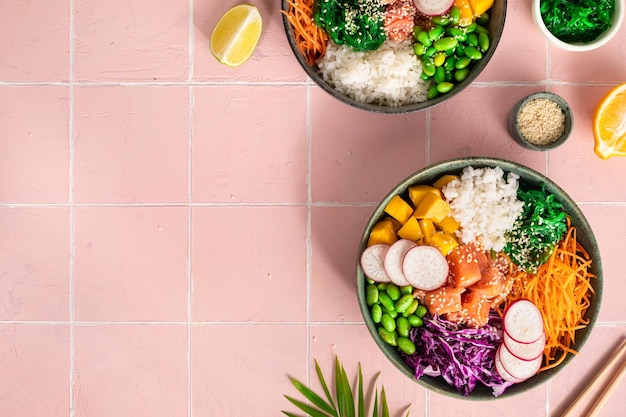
[367,218,399,247]
[429,232,459,256]
[397,216,424,241]
[418,219,436,243]
[413,192,451,223]
[408,185,441,207]
[433,174,459,191]
[383,195,414,225]
[434,215,461,234]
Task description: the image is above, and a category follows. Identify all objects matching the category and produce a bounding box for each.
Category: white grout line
[187,2,194,415]
[68,0,76,416]
[305,82,313,388]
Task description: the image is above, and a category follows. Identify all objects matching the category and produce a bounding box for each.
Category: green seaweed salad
[540,0,615,43]
[504,185,568,273]
[314,0,386,51]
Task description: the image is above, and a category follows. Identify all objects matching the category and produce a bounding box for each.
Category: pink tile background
[0,325,70,417]
[74,0,189,81]
[1,0,625,416]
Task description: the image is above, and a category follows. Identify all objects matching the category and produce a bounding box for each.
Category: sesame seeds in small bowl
[508,92,574,151]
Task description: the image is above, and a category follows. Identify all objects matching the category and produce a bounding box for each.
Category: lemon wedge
[593,83,626,159]
[210,4,262,68]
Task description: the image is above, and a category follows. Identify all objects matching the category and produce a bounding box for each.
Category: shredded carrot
[501,222,596,373]
[282,0,328,66]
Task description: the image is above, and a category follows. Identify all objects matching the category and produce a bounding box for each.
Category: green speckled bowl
[356,157,602,399]
[281,1,507,114]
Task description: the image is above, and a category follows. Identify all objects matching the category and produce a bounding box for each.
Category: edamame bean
[376,282,388,291]
[454,68,470,82]
[382,305,398,318]
[397,337,416,355]
[400,285,413,295]
[464,45,483,60]
[455,56,472,69]
[378,327,398,346]
[449,6,461,25]
[413,43,426,56]
[395,294,414,314]
[478,31,490,52]
[385,283,401,301]
[366,277,375,285]
[416,304,428,318]
[428,25,444,41]
[477,13,489,25]
[423,46,437,58]
[402,299,419,317]
[434,37,458,52]
[378,292,395,311]
[434,66,446,84]
[412,26,423,41]
[422,59,436,77]
[396,317,410,338]
[433,52,446,67]
[448,27,466,42]
[427,85,439,100]
[465,22,478,33]
[431,16,449,26]
[417,30,432,47]
[475,24,489,35]
[467,32,479,47]
[371,304,382,323]
[421,72,432,81]
[436,82,454,94]
[381,313,396,332]
[444,56,457,72]
[407,315,424,327]
[366,284,379,306]
[455,43,465,58]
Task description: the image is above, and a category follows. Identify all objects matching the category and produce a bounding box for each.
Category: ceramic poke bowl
[356,157,602,399]
[281,0,507,114]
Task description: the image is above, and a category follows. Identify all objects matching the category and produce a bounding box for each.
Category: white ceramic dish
[532,0,623,52]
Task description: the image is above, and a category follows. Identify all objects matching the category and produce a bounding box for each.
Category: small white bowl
[532,0,624,51]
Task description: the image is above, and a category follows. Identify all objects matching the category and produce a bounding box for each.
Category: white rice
[442,166,524,252]
[317,41,430,106]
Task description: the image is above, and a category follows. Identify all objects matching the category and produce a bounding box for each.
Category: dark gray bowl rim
[281,1,508,114]
[356,157,603,399]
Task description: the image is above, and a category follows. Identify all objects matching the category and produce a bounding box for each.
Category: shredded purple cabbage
[404,313,514,397]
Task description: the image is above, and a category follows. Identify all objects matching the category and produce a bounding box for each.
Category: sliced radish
[413,0,455,16]
[383,239,416,286]
[503,331,546,361]
[495,348,525,383]
[360,244,391,282]
[503,299,544,344]
[402,245,449,291]
[498,344,543,382]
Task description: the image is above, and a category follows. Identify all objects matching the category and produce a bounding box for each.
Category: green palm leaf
[315,359,337,415]
[380,388,389,417]
[281,356,411,417]
[335,357,355,417]
[357,365,365,417]
[289,377,337,416]
[284,395,334,417]
[371,391,378,417]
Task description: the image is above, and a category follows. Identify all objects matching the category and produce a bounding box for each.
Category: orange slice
[593,83,626,159]
[210,4,262,68]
